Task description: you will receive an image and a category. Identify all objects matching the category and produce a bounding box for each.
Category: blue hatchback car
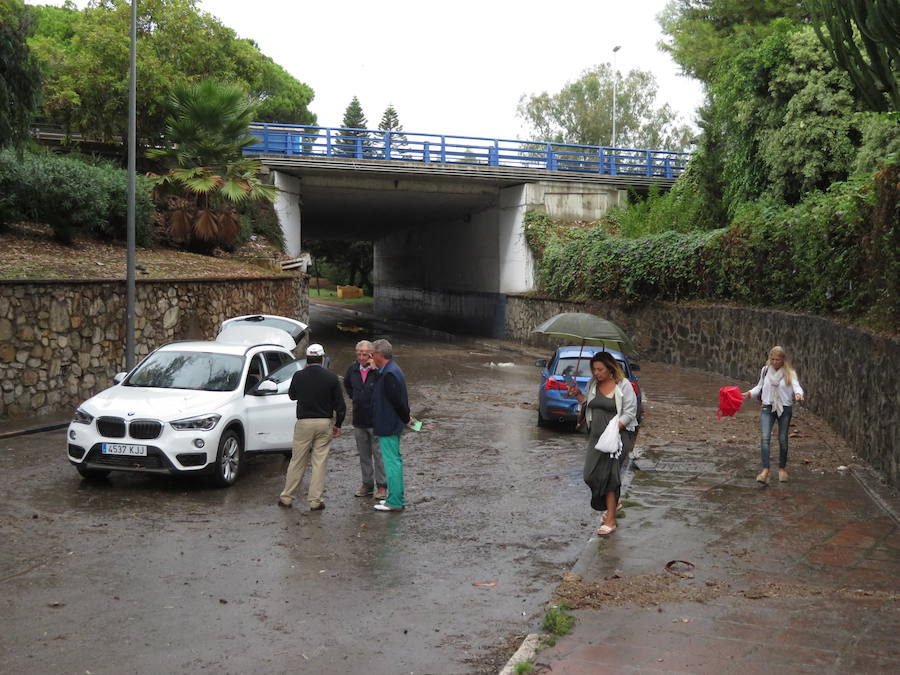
[535,346,643,427]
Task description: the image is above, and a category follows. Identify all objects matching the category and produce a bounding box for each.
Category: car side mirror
[113,372,127,384]
[254,379,278,395]
[534,359,547,368]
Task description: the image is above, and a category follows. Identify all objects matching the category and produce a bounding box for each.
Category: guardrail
[245,124,690,179]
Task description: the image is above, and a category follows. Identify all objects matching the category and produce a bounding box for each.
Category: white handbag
[594,415,622,455]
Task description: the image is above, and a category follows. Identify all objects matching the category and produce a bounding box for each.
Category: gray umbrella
[532,312,634,352]
[533,312,635,382]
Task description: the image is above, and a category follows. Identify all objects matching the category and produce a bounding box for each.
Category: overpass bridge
[245,123,690,336]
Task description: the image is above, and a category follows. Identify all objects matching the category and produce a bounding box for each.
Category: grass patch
[514,660,535,674]
[542,604,575,636]
[308,288,373,304]
[539,634,558,648]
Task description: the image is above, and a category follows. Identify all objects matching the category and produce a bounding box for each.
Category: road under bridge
[250,124,688,336]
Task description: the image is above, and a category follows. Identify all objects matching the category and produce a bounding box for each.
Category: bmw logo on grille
[127,412,136,416]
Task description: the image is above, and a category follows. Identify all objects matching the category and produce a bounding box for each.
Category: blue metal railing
[244,124,690,179]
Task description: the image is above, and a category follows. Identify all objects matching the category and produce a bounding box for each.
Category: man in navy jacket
[344,340,387,499]
[370,339,410,512]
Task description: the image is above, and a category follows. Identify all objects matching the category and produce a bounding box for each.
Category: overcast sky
[30,0,706,141]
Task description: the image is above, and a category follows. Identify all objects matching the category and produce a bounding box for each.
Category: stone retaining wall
[506,295,900,489]
[0,275,308,422]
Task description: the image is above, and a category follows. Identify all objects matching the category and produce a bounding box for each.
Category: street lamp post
[126,0,137,370]
[612,45,621,148]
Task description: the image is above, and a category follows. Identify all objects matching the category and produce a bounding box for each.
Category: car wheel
[76,464,110,480]
[537,409,548,428]
[212,430,242,487]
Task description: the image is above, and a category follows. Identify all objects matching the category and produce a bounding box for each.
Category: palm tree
[148,79,277,249]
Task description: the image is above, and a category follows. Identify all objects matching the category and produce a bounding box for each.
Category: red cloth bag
[717,386,743,419]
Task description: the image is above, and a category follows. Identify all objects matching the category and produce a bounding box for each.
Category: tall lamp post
[611,45,621,148]
[126,0,137,370]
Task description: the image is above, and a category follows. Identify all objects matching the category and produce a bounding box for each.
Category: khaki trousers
[280,418,333,507]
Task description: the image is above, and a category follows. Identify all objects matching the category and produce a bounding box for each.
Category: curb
[0,420,68,440]
[498,633,543,675]
[849,463,900,527]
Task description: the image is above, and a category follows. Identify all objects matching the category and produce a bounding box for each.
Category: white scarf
[765,367,785,416]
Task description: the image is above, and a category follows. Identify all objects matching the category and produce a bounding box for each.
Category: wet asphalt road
[1,305,600,675]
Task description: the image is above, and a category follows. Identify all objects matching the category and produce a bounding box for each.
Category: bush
[604,169,727,238]
[528,163,899,332]
[236,199,284,251]
[853,112,900,175]
[542,605,575,636]
[0,148,154,245]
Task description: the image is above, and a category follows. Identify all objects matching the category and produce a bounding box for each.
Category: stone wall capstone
[0,275,308,423]
[505,295,900,489]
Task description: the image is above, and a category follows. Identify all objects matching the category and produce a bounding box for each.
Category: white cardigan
[749,366,805,407]
[583,378,638,432]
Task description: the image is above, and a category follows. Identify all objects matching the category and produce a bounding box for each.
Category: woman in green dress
[567,352,638,535]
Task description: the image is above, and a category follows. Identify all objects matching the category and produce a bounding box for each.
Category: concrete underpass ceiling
[297,181,501,239]
[263,161,522,240]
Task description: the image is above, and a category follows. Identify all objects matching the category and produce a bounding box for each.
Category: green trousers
[377,434,405,508]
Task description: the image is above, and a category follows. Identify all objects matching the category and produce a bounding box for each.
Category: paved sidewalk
[533,432,900,673]
[0,412,70,439]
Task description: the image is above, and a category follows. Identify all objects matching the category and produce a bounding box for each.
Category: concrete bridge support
[272,171,302,256]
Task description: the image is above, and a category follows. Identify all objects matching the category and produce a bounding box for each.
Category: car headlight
[73,408,94,425]
[170,414,221,431]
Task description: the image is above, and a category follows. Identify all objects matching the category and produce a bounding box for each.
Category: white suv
[66,315,309,487]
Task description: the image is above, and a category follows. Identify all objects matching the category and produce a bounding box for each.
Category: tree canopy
[379,104,402,133]
[0,0,42,149]
[656,0,898,220]
[657,0,809,83]
[335,95,368,155]
[26,0,315,146]
[341,95,367,130]
[517,65,693,151]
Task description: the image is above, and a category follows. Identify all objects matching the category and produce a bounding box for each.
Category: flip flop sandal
[596,524,617,535]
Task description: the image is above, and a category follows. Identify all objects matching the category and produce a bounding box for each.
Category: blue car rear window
[554,357,627,378]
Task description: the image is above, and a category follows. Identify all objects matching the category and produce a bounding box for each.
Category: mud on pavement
[534,361,900,674]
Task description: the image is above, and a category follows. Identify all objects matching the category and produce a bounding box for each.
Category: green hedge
[0,148,154,245]
[529,165,899,332]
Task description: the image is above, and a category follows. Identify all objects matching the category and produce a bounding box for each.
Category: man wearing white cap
[278,343,346,511]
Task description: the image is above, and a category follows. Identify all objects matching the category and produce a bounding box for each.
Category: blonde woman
[567,351,638,535]
[743,346,805,483]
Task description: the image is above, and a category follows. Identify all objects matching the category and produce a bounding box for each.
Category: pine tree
[336,96,368,156]
[378,104,408,157]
